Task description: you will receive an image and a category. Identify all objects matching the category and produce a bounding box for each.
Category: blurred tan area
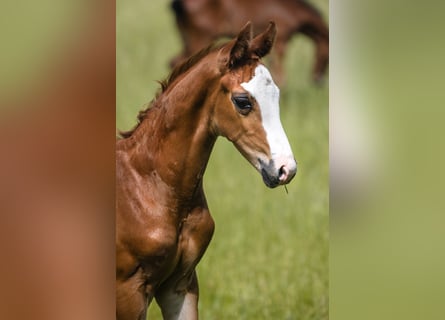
[0,1,115,319]
[331,1,445,319]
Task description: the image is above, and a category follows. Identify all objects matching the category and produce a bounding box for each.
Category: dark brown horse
[170,0,329,84]
[116,22,297,319]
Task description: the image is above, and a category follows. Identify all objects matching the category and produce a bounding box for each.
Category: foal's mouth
[261,167,280,188]
[259,158,297,188]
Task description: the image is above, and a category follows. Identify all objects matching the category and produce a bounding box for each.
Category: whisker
[284,185,288,194]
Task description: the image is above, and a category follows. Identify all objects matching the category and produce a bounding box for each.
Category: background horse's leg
[270,38,288,86]
[300,15,329,84]
[313,33,329,84]
[155,271,199,320]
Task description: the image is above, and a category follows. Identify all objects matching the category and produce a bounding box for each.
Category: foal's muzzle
[259,157,297,188]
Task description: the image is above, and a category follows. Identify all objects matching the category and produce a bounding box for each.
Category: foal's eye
[231,94,252,115]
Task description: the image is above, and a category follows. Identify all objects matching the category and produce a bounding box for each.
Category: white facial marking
[240,65,294,160]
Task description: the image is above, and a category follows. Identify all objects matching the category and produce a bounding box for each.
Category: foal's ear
[249,22,277,58]
[219,22,252,70]
[230,21,253,65]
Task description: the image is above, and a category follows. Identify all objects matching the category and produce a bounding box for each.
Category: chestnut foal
[116,22,297,320]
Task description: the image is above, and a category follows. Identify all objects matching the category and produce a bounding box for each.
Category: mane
[119,43,221,139]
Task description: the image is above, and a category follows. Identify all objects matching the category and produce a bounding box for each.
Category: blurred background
[117,0,328,319]
[0,1,115,319]
[330,1,445,320]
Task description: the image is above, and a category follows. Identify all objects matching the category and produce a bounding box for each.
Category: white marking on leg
[176,293,198,320]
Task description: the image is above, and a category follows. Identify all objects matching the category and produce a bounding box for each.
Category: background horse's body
[170,0,329,84]
[116,23,296,319]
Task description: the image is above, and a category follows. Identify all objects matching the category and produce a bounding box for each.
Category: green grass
[117,1,328,319]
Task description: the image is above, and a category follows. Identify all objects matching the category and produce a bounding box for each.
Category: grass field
[117,1,328,319]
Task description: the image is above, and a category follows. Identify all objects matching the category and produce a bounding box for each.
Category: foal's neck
[126,65,218,204]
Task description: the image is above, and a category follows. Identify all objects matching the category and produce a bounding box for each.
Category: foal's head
[211,22,297,188]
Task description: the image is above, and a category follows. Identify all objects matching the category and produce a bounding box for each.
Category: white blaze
[241,65,294,160]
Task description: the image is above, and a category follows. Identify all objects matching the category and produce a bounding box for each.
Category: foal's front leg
[155,271,199,320]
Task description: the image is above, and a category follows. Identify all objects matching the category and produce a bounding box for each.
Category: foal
[116,22,297,320]
[170,0,329,84]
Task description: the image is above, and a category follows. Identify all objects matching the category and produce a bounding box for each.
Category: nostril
[279,165,289,181]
